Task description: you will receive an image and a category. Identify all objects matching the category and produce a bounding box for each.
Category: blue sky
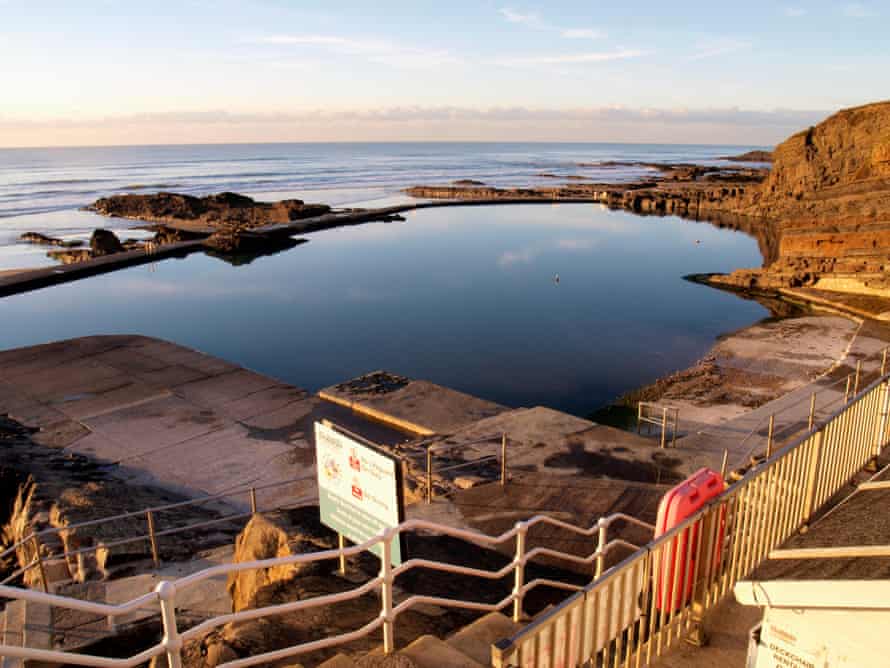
[0,1,887,146]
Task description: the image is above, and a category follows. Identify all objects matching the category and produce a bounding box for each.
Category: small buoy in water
[553,273,560,284]
[695,240,701,245]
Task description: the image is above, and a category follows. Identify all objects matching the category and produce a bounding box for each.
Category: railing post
[854,360,862,396]
[883,347,888,377]
[426,447,433,504]
[249,487,258,515]
[808,392,817,431]
[595,520,607,579]
[380,529,395,654]
[513,522,527,622]
[660,407,668,449]
[31,535,48,593]
[766,415,775,458]
[156,581,182,668]
[803,430,825,523]
[844,376,852,404]
[875,381,890,460]
[637,403,642,434]
[500,433,507,486]
[146,510,160,568]
[720,449,729,480]
[338,533,347,576]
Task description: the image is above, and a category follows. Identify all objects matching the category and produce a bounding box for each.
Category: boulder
[90,229,124,256]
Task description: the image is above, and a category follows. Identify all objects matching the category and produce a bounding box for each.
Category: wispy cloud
[688,38,751,61]
[843,3,876,17]
[498,7,544,28]
[782,7,807,17]
[499,7,604,41]
[497,237,599,268]
[489,49,647,67]
[561,28,607,40]
[244,34,459,69]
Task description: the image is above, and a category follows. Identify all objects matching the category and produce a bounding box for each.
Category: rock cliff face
[90,192,331,232]
[713,100,890,292]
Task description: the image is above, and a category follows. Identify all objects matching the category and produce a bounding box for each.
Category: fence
[3,376,889,667]
[636,403,679,448]
[491,373,890,667]
[0,508,652,668]
[0,477,310,591]
[425,433,509,503]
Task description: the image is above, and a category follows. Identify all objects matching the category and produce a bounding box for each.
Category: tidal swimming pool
[0,204,767,417]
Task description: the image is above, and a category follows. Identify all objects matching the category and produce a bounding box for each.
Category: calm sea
[0,142,769,416]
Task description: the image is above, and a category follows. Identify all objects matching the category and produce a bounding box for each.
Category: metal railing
[637,403,679,448]
[0,477,310,591]
[425,433,509,503]
[491,372,890,667]
[0,502,652,667]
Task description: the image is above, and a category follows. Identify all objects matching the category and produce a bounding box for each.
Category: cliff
[713,100,890,293]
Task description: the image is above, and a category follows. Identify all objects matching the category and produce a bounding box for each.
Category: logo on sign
[351,479,363,500]
[349,449,361,472]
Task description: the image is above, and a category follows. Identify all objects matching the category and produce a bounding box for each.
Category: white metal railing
[0,477,309,590]
[0,504,652,667]
[491,372,890,667]
[424,433,509,502]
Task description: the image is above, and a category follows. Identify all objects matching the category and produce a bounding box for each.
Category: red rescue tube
[654,467,726,611]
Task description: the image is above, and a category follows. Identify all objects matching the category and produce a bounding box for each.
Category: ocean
[0,142,769,416]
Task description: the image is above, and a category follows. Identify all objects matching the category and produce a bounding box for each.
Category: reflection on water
[0,204,768,416]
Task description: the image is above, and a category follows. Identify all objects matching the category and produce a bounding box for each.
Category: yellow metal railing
[491,375,890,667]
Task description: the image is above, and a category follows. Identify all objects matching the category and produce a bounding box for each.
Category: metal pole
[426,447,433,504]
[660,407,668,449]
[380,530,395,653]
[156,581,183,668]
[672,409,679,448]
[512,522,527,622]
[147,510,160,568]
[595,520,607,579]
[720,449,729,480]
[803,431,825,521]
[883,348,889,377]
[854,360,862,396]
[637,403,642,434]
[766,415,775,458]
[338,533,347,576]
[249,488,258,515]
[31,535,48,593]
[875,381,890,460]
[808,392,817,431]
[500,433,507,486]
[844,376,852,404]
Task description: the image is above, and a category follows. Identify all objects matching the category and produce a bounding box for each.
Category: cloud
[498,8,544,28]
[843,3,876,17]
[688,38,752,61]
[782,7,807,17]
[498,248,538,267]
[561,28,607,40]
[244,33,459,69]
[498,237,599,267]
[489,49,648,67]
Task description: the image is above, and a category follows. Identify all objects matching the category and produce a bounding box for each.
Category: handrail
[0,499,651,666]
[426,432,509,503]
[0,477,310,586]
[492,370,890,667]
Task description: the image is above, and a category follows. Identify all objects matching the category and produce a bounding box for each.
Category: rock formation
[89,192,331,232]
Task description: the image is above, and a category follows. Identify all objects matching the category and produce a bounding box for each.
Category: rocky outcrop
[90,192,331,232]
[90,229,124,256]
[712,101,890,293]
[19,232,84,248]
[722,150,773,163]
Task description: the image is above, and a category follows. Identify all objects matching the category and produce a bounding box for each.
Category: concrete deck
[0,336,407,512]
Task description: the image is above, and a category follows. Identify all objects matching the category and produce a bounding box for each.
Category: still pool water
[0,204,767,417]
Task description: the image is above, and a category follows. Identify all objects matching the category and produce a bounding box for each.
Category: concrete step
[317,654,357,668]
[445,612,521,666]
[398,634,484,668]
[1,600,26,668]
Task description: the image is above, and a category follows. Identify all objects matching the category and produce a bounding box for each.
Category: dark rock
[89,229,124,256]
[19,232,83,248]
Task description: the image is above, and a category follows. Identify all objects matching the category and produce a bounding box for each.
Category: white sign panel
[315,421,404,565]
[757,622,825,668]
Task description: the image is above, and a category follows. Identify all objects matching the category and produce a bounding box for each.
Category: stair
[445,612,520,666]
[0,599,54,668]
[316,612,519,667]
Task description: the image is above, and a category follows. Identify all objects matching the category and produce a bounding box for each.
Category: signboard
[315,420,405,566]
[757,622,826,668]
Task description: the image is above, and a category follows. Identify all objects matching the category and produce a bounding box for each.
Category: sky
[0,0,887,147]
